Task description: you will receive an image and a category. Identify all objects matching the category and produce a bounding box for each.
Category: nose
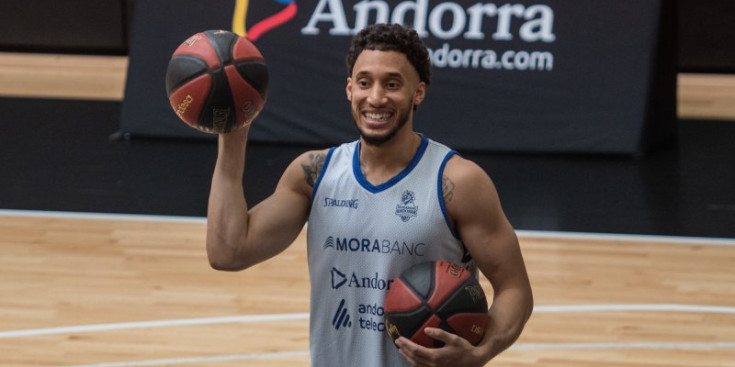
[367,85,387,106]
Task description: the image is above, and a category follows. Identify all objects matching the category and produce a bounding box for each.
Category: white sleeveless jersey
[306,136,474,367]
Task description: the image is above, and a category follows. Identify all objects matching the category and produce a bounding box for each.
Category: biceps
[248,188,310,248]
[248,155,314,244]
[455,195,523,284]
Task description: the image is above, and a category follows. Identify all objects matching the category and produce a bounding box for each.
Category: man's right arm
[205,127,315,271]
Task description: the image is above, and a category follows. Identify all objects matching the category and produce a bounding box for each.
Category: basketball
[384,260,489,348]
[165,30,269,134]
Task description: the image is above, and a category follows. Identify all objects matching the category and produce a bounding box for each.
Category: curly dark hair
[346,23,431,86]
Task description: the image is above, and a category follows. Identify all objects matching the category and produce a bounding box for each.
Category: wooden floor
[1,212,734,367]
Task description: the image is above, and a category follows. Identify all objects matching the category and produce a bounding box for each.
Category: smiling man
[206,23,533,367]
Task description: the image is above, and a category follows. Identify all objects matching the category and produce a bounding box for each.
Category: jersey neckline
[352,135,429,194]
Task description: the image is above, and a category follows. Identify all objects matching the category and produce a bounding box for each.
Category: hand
[395,328,487,367]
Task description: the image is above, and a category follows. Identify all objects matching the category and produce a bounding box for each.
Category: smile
[363,111,393,123]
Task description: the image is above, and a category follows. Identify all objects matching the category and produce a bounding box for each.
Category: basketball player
[206,24,533,367]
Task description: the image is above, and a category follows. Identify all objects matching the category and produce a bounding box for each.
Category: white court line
[62,341,735,367]
[64,351,311,367]
[4,304,735,339]
[0,209,207,224]
[0,304,725,366]
[534,304,735,314]
[516,229,735,246]
[511,341,735,350]
[0,313,309,339]
[1,209,733,245]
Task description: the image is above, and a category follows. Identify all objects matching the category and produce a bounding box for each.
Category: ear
[413,82,426,106]
[346,77,353,102]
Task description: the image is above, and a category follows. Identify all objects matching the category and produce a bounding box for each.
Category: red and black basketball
[165,30,269,134]
[384,260,489,348]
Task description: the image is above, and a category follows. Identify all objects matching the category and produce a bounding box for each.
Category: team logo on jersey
[323,197,359,209]
[331,267,347,289]
[332,299,352,330]
[330,267,394,290]
[395,190,418,222]
[324,236,336,250]
[329,299,388,333]
[322,236,426,256]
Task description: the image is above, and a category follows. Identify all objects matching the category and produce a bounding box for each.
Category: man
[206,23,533,367]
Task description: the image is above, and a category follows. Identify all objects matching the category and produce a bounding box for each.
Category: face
[346,50,426,146]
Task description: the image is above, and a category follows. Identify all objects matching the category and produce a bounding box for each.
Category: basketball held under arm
[206,129,312,271]
[443,157,534,363]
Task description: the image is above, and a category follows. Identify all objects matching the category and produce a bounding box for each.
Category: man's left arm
[396,156,533,366]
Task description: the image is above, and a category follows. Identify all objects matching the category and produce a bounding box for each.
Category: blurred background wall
[1,0,734,72]
[0,0,733,237]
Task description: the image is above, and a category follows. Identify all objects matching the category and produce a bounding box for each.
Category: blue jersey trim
[310,147,336,207]
[438,150,461,239]
[352,136,429,194]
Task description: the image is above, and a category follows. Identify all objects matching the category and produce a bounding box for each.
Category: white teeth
[365,112,391,121]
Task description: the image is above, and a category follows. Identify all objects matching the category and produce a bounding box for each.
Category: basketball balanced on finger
[165,30,269,134]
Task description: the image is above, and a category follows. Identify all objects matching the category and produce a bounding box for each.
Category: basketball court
[1,211,734,366]
[2,3,735,365]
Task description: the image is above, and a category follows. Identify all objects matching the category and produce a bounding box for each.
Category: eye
[356,79,370,88]
[386,80,401,89]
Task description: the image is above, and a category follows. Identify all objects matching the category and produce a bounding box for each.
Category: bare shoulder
[441,155,497,205]
[279,149,330,197]
[295,149,330,187]
[442,155,520,275]
[441,154,505,227]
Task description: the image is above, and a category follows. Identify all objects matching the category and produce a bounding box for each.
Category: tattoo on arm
[301,153,326,187]
[442,174,455,203]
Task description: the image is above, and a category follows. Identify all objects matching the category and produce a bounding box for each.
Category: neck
[358,129,422,185]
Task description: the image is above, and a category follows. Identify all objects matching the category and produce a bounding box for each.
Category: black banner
[120,0,675,154]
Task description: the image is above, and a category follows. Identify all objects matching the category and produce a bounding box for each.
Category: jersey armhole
[437,150,461,239]
[310,147,336,207]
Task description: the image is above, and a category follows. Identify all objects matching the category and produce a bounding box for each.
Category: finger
[396,338,420,366]
[395,336,410,350]
[396,337,434,365]
[397,346,413,364]
[398,347,428,367]
[424,327,460,345]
